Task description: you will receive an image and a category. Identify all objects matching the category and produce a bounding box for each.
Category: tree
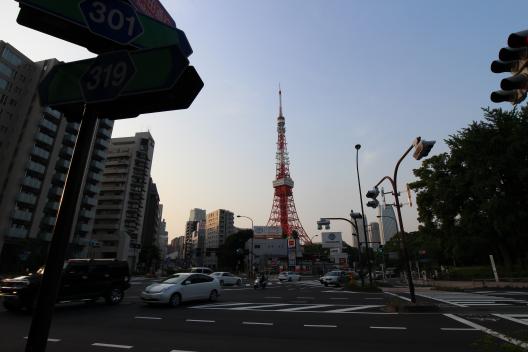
[303,243,330,262]
[138,244,161,273]
[217,229,253,272]
[409,107,528,269]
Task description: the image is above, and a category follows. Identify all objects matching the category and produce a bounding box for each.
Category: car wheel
[169,293,181,307]
[209,290,218,302]
[236,279,242,286]
[105,287,124,305]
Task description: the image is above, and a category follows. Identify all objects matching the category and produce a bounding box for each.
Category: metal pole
[355,145,373,287]
[26,108,97,352]
[351,217,364,287]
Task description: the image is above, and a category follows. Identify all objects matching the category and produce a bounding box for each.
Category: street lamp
[355,144,373,287]
[236,215,254,278]
[369,136,435,303]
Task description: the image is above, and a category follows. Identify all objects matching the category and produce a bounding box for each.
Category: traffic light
[366,187,379,208]
[491,30,528,104]
[412,139,436,160]
[317,218,330,230]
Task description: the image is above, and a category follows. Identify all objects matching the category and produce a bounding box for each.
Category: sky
[1,0,527,245]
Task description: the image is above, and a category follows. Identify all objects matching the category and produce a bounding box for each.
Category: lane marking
[231,303,291,310]
[384,292,412,302]
[24,337,60,342]
[189,302,251,309]
[370,326,407,330]
[329,298,348,300]
[169,350,197,352]
[92,343,133,349]
[444,314,528,349]
[296,297,315,299]
[441,328,479,331]
[415,293,466,307]
[304,324,337,328]
[134,316,162,320]
[493,314,528,326]
[326,305,382,313]
[365,298,383,300]
[185,319,215,323]
[264,296,282,299]
[276,304,332,312]
[242,321,274,326]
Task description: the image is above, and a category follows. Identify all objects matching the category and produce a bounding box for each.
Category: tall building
[378,203,398,244]
[368,222,381,250]
[189,208,206,222]
[352,215,368,248]
[158,217,168,262]
[204,209,234,268]
[0,42,113,273]
[91,132,155,270]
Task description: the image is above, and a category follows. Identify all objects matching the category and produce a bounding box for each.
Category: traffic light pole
[26,108,98,352]
[374,142,417,303]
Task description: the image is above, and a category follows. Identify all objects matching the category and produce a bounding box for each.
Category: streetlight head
[355,144,361,150]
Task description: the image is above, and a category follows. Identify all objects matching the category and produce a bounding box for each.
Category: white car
[141,273,220,307]
[210,272,243,286]
[278,271,301,282]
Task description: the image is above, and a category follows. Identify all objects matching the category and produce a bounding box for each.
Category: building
[203,209,235,268]
[368,222,381,250]
[137,178,162,272]
[158,217,168,262]
[0,42,113,273]
[378,203,398,244]
[246,238,302,272]
[352,215,368,248]
[91,132,155,270]
[189,208,206,222]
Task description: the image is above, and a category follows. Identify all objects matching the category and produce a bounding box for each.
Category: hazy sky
[1,1,526,245]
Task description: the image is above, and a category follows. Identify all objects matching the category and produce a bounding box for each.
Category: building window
[2,48,23,66]
[0,62,13,78]
[0,78,7,90]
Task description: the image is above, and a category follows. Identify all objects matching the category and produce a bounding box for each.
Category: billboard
[130,0,176,28]
[321,232,342,248]
[253,226,282,239]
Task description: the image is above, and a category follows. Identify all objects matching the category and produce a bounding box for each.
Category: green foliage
[409,107,528,269]
[138,244,161,273]
[303,243,330,261]
[217,229,253,272]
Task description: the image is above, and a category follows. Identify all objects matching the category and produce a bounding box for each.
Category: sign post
[17,1,203,351]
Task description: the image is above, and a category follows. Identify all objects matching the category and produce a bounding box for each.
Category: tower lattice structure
[266,89,310,244]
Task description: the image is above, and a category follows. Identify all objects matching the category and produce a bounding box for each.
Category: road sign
[130,0,175,28]
[79,0,144,45]
[39,45,203,120]
[288,239,295,248]
[16,0,192,56]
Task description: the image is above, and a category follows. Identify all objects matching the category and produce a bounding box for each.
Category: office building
[189,208,206,222]
[204,209,235,268]
[368,222,381,250]
[378,203,398,244]
[0,42,113,273]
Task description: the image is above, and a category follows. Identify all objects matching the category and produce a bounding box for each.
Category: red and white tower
[266,89,311,244]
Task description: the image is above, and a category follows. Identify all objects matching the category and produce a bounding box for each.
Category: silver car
[210,272,243,286]
[141,273,221,307]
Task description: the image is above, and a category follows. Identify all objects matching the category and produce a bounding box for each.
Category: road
[0,278,527,351]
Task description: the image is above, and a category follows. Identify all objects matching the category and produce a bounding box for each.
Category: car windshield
[162,275,185,284]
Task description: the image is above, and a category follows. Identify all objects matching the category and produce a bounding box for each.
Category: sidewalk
[414,278,528,289]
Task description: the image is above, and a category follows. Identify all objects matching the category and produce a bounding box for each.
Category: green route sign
[39,45,203,120]
[16,0,192,56]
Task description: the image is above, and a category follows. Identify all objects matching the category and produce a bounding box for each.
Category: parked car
[190,267,213,274]
[320,270,347,287]
[0,259,130,312]
[141,273,220,307]
[210,272,242,286]
[278,271,301,282]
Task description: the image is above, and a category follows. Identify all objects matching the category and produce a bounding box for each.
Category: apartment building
[91,132,154,270]
[204,209,234,268]
[0,42,113,273]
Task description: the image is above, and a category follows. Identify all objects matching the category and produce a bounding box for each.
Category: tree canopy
[409,107,528,269]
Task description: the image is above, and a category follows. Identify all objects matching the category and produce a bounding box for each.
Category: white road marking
[384,291,412,302]
[370,326,407,330]
[276,304,332,312]
[444,314,528,349]
[265,296,282,299]
[24,337,60,342]
[169,350,197,352]
[326,305,382,313]
[440,328,478,331]
[329,298,348,300]
[304,324,337,328]
[92,343,133,349]
[242,321,274,326]
[415,293,466,307]
[493,314,528,326]
[296,297,315,299]
[185,319,215,323]
[134,316,162,320]
[231,303,290,310]
[190,302,252,309]
[365,298,384,300]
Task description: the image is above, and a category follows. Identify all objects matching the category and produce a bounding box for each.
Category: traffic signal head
[413,140,436,160]
[366,199,379,208]
[491,30,528,105]
[366,187,380,208]
[317,218,330,230]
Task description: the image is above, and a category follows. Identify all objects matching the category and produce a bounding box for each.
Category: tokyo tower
[266,89,311,244]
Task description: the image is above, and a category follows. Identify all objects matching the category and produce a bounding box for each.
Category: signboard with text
[321,232,342,248]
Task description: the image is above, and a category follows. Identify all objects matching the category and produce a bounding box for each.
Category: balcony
[77,223,90,233]
[16,192,37,205]
[35,132,54,146]
[11,209,32,222]
[97,128,112,139]
[99,118,113,129]
[63,134,76,146]
[8,226,28,238]
[44,107,61,120]
[52,173,66,185]
[60,146,74,158]
[48,187,63,198]
[46,202,60,211]
[66,122,79,134]
[42,217,56,227]
[31,146,50,160]
[22,177,42,190]
[87,172,102,183]
[56,159,70,171]
[95,138,110,149]
[91,160,104,172]
[39,118,57,133]
[80,209,95,219]
[85,184,100,195]
[93,222,120,230]
[83,196,97,207]
[26,160,45,174]
[93,149,106,161]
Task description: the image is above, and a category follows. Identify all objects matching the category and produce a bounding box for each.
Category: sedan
[141,273,220,307]
[210,272,243,286]
[278,271,301,282]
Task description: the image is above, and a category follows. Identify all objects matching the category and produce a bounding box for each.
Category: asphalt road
[0,278,527,352]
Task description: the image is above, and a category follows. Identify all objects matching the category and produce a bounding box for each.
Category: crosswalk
[416,291,528,307]
[189,302,382,313]
[493,314,528,326]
